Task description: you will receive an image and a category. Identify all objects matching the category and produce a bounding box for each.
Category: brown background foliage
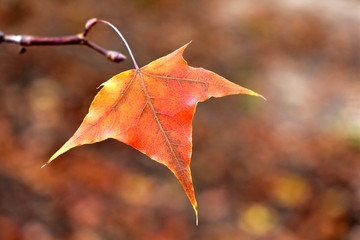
[1,0,360,239]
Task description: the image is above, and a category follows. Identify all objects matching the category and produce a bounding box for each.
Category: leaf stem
[97,19,139,70]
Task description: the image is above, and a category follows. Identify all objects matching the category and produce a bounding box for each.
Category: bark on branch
[0,18,126,63]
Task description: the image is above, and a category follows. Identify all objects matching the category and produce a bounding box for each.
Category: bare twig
[0,18,126,63]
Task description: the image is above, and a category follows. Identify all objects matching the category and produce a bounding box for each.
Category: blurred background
[1,0,360,239]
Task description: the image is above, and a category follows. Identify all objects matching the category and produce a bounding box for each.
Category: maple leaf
[45,42,264,224]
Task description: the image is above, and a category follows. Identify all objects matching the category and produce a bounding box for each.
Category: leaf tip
[249,90,266,101]
[42,156,56,168]
[42,153,60,168]
[258,94,267,101]
[193,204,198,226]
[41,163,48,168]
[177,41,192,55]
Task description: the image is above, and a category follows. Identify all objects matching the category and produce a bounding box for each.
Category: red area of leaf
[46,43,264,223]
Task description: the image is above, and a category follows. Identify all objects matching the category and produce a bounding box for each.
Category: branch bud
[84,18,98,36]
[107,50,126,63]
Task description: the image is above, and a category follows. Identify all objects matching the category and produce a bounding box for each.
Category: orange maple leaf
[45,42,264,224]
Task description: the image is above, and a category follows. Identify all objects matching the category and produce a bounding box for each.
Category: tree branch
[0,18,126,63]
